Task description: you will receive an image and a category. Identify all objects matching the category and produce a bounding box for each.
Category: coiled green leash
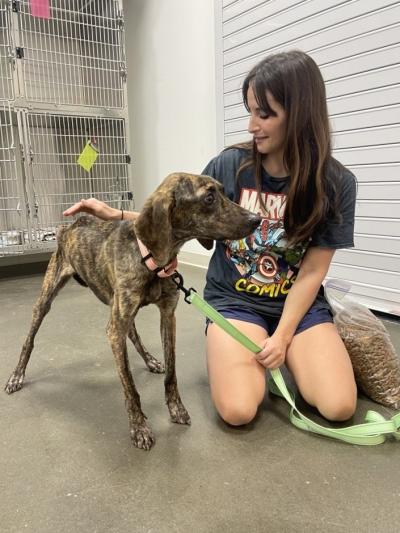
[171,272,400,446]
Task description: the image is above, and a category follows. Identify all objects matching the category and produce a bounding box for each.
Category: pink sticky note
[30,0,50,19]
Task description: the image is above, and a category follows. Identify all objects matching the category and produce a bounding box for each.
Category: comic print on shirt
[225,187,308,299]
[202,148,356,318]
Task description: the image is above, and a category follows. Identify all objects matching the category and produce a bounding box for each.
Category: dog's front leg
[5,252,73,394]
[158,301,191,426]
[107,299,155,450]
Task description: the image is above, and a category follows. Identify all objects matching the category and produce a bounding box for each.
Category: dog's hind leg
[157,298,191,426]
[5,252,74,394]
[128,323,165,374]
[107,300,155,450]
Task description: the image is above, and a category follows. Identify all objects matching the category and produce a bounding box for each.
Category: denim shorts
[205,305,333,336]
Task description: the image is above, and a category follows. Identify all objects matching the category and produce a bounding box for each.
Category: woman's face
[247,85,287,158]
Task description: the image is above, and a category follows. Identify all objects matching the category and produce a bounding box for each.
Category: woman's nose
[248,115,259,134]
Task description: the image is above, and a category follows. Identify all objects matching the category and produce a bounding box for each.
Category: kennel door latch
[120,64,128,82]
[15,47,24,59]
[117,10,124,28]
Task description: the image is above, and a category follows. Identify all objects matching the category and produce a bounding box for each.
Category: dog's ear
[135,190,174,266]
[197,238,214,250]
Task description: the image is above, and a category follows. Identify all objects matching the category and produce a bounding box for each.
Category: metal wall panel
[332,125,399,149]
[332,145,400,166]
[223,1,398,74]
[217,0,400,315]
[355,234,400,256]
[335,249,400,272]
[356,200,400,217]
[331,106,400,134]
[349,165,400,183]
[355,219,399,238]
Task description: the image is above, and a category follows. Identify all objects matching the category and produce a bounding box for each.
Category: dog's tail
[73,274,88,287]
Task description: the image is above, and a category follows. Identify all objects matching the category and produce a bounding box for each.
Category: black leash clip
[171,271,197,304]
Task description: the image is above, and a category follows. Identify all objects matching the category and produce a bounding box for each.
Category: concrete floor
[1,263,400,533]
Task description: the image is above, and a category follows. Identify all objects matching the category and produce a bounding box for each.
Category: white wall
[124,0,217,260]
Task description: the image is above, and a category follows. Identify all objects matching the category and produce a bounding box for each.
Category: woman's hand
[63,198,121,221]
[255,333,289,369]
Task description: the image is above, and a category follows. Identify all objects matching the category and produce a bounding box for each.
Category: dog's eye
[204,192,215,205]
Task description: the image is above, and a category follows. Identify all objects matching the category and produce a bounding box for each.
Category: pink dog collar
[136,238,177,278]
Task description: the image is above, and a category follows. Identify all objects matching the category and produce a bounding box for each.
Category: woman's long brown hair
[236,50,342,245]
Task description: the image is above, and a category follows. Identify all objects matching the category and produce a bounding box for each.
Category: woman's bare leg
[285,322,357,421]
[206,320,268,425]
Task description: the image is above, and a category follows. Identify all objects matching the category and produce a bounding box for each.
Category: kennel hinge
[20,144,33,163]
[15,47,24,59]
[11,0,20,12]
[7,45,16,68]
[120,64,127,82]
[116,9,124,28]
[125,154,131,164]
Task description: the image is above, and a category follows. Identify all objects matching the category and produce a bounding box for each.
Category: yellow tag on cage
[77,141,99,172]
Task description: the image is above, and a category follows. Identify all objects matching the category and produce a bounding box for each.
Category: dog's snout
[251,213,262,228]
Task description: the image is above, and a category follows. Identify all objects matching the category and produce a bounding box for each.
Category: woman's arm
[63,198,139,221]
[255,246,335,369]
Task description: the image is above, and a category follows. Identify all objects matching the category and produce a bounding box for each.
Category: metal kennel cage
[0,103,26,255]
[19,111,131,252]
[16,0,126,109]
[0,2,14,101]
[0,0,131,260]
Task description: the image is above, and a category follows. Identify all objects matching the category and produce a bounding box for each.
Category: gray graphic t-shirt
[203,148,357,318]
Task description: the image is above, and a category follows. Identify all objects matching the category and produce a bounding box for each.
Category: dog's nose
[251,214,262,227]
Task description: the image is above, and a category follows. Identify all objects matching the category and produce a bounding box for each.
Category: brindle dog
[5,172,261,450]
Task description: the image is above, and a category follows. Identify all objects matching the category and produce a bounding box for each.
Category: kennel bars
[0,103,26,255]
[0,0,132,258]
[17,0,126,109]
[0,3,14,101]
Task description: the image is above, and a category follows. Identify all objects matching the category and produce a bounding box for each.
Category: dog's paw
[130,424,156,450]
[145,356,165,374]
[168,402,191,425]
[4,372,25,394]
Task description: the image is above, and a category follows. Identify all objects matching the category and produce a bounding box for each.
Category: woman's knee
[216,398,259,426]
[317,391,357,422]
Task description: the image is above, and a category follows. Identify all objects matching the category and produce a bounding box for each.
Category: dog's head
[135,173,261,266]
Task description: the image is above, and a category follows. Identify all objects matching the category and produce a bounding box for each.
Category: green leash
[171,272,400,446]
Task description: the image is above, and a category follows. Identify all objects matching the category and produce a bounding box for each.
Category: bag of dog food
[325,279,400,410]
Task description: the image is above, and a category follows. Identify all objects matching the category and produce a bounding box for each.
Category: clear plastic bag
[325,279,400,410]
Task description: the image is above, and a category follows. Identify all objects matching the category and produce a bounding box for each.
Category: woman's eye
[204,192,215,205]
[259,112,270,119]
